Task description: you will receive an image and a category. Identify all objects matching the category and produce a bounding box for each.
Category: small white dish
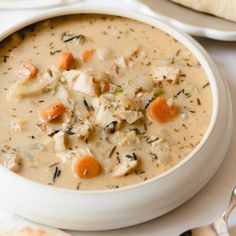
[0,5,233,231]
[138,0,236,41]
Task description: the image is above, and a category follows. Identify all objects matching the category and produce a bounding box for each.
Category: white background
[0,1,236,235]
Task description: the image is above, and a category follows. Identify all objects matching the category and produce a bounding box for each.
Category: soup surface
[0,15,212,190]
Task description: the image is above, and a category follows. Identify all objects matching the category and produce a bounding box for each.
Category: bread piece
[170,0,236,22]
[0,228,68,236]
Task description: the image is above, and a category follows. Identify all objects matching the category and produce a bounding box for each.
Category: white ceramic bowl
[0,6,233,231]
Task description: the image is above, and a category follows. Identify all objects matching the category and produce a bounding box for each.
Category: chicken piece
[15,63,38,80]
[54,131,67,152]
[124,45,139,59]
[115,94,137,110]
[160,129,177,146]
[95,103,121,131]
[8,79,50,98]
[151,138,170,164]
[95,72,111,93]
[9,119,26,131]
[113,130,139,146]
[97,47,112,61]
[115,56,127,69]
[9,65,61,99]
[57,148,93,163]
[112,153,138,177]
[4,153,22,173]
[71,120,93,140]
[57,85,75,109]
[62,69,80,86]
[43,65,61,91]
[153,66,180,84]
[116,110,143,124]
[73,71,99,97]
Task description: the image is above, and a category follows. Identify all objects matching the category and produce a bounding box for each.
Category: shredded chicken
[57,85,74,109]
[54,131,67,152]
[113,130,139,146]
[4,153,22,173]
[9,78,50,98]
[115,56,127,69]
[73,71,99,97]
[151,139,170,164]
[9,119,26,131]
[97,47,112,61]
[71,120,93,140]
[153,66,180,84]
[61,69,80,86]
[116,110,143,124]
[112,153,138,177]
[9,65,61,99]
[57,148,93,163]
[96,105,120,130]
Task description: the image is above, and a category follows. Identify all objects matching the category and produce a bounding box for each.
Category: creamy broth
[0,15,212,190]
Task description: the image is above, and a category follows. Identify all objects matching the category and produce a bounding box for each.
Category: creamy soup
[0,15,212,190]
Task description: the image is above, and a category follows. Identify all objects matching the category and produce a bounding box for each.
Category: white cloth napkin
[0,0,152,233]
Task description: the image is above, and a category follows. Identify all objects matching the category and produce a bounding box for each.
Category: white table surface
[1,2,236,236]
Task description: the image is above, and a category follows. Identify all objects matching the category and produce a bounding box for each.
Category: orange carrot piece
[75,155,101,179]
[149,97,178,123]
[58,52,74,70]
[40,101,65,122]
[16,63,38,80]
[81,49,95,63]
[100,81,110,93]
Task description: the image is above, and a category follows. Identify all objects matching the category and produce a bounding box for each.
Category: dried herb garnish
[149,152,158,161]
[104,121,118,134]
[109,146,117,158]
[50,49,61,55]
[66,130,75,135]
[52,166,61,183]
[63,34,86,44]
[83,98,94,112]
[197,98,201,105]
[175,49,181,57]
[186,63,192,67]
[125,153,137,161]
[174,89,185,98]
[147,137,159,144]
[49,162,60,168]
[116,152,121,163]
[135,169,145,175]
[3,55,9,63]
[47,68,53,77]
[48,130,60,137]
[53,166,58,182]
[76,182,81,190]
[202,82,210,88]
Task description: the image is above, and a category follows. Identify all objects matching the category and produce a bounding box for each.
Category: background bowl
[0,6,233,231]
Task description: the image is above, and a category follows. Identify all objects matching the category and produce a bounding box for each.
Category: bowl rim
[0,6,221,194]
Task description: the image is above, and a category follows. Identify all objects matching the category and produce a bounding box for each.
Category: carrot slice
[58,52,74,70]
[15,63,38,80]
[75,155,101,179]
[149,97,178,123]
[40,101,65,122]
[81,49,95,63]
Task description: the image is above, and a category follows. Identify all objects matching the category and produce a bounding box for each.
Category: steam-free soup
[0,15,212,190]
